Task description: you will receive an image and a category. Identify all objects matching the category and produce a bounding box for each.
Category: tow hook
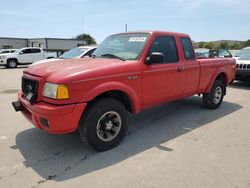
[12,101,22,112]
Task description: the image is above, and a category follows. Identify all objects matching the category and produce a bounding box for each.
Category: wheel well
[7,58,18,63]
[90,90,133,113]
[215,72,228,85]
[215,72,227,95]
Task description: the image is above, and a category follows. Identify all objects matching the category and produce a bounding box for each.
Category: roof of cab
[111,30,190,37]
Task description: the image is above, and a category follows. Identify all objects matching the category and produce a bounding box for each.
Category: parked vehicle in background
[239,47,250,56]
[195,48,232,59]
[0,49,18,54]
[229,50,240,60]
[30,46,97,67]
[211,49,232,58]
[235,47,250,81]
[12,31,236,151]
[195,48,209,58]
[0,47,57,68]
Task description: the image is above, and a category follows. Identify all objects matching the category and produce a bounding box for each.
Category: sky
[0,0,250,43]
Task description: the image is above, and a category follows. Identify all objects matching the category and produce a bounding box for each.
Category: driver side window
[148,36,178,64]
[22,49,31,54]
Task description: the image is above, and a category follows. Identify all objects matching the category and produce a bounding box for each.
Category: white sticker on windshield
[129,37,147,42]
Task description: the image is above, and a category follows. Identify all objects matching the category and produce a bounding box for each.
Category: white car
[235,47,250,82]
[0,49,18,54]
[229,50,240,60]
[0,47,57,68]
[30,46,97,67]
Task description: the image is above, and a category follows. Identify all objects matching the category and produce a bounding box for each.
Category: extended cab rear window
[180,37,195,60]
[148,36,178,63]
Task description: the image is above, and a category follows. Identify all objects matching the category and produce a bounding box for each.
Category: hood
[0,52,16,57]
[24,58,132,83]
[236,60,250,65]
[30,58,61,67]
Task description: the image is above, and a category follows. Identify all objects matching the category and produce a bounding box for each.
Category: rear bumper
[15,90,87,134]
[235,69,250,81]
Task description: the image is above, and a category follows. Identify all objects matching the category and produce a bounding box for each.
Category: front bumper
[13,90,87,134]
[0,59,7,65]
[235,69,250,81]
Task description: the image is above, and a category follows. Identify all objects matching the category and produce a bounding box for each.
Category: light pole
[81,14,84,35]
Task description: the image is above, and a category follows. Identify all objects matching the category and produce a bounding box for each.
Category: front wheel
[78,98,128,151]
[202,80,225,109]
[6,59,18,68]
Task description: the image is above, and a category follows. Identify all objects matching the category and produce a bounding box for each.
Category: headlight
[42,82,69,99]
[0,56,5,59]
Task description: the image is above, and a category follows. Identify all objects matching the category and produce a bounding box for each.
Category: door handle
[177,67,185,72]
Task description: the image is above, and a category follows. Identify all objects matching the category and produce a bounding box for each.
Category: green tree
[229,43,240,50]
[75,33,97,45]
[219,41,229,49]
[198,42,205,48]
[244,39,250,47]
[203,42,214,49]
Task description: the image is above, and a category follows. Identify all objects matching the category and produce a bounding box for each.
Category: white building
[0,37,87,51]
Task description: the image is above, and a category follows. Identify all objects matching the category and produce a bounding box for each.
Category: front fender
[80,81,141,113]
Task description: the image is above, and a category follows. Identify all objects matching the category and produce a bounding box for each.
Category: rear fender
[204,69,228,93]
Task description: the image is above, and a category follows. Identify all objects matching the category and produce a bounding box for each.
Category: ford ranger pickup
[12,31,236,151]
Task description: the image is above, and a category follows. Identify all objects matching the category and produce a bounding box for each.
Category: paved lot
[0,66,250,188]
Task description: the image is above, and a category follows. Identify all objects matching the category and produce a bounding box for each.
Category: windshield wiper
[101,53,125,61]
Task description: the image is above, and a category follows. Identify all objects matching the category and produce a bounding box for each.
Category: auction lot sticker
[129,37,147,42]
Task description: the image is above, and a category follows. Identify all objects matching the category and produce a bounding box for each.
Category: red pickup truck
[12,31,236,151]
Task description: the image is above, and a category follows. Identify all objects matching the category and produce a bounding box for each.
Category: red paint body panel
[17,31,236,134]
[18,90,87,134]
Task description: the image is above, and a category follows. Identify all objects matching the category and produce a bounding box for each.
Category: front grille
[21,76,38,97]
[236,64,250,70]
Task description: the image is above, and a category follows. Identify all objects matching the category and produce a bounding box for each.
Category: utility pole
[125,24,127,32]
[81,14,84,35]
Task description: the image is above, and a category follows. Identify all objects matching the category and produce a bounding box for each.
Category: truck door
[18,49,33,63]
[180,37,200,96]
[30,48,43,62]
[142,35,185,108]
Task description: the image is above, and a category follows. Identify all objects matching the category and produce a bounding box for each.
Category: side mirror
[19,51,23,55]
[145,52,165,65]
[224,54,232,58]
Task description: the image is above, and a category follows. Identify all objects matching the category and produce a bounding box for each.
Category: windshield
[229,50,240,57]
[92,33,150,60]
[239,48,250,57]
[60,47,87,59]
[238,53,250,60]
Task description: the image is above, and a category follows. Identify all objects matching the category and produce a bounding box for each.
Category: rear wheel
[6,59,18,68]
[78,98,128,151]
[202,80,225,109]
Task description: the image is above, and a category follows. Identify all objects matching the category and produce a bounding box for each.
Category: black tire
[78,98,128,151]
[202,80,225,109]
[6,59,18,68]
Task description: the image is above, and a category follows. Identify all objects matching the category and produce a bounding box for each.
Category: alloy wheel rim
[9,61,16,67]
[96,111,122,142]
[214,86,222,104]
